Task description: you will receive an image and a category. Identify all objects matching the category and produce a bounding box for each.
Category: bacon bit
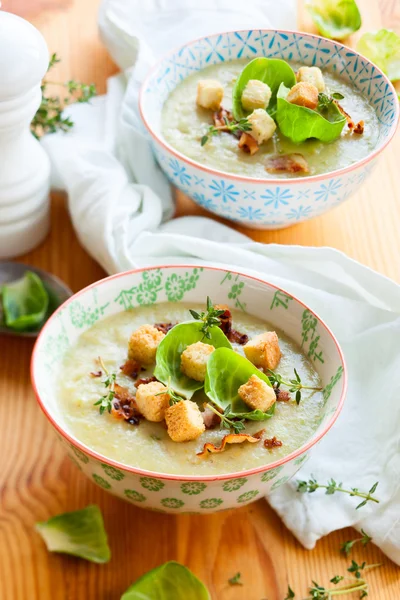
[90,371,102,378]
[238,132,259,155]
[114,383,135,403]
[112,384,141,425]
[264,436,283,449]
[353,120,364,135]
[120,358,141,379]
[154,322,175,335]
[275,388,291,402]
[213,107,235,129]
[214,304,249,345]
[197,430,264,457]
[134,376,157,388]
[229,330,249,345]
[334,100,355,130]
[202,404,221,429]
[266,153,309,175]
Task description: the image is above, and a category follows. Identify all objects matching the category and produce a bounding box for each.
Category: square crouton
[196,79,224,111]
[238,374,276,412]
[241,79,272,111]
[247,109,276,145]
[181,341,215,382]
[296,66,325,92]
[165,400,205,442]
[128,324,165,366]
[244,331,281,371]
[135,381,170,422]
[286,82,319,110]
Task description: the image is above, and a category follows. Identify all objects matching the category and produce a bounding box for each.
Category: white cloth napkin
[42,0,400,565]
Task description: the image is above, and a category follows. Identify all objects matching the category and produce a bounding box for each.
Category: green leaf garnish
[276,83,346,143]
[306,0,361,40]
[357,29,400,82]
[200,118,252,146]
[232,57,296,120]
[267,367,322,405]
[93,357,117,414]
[340,529,372,557]
[228,572,243,586]
[297,477,380,508]
[189,297,226,339]
[204,347,275,419]
[35,505,111,563]
[1,271,49,332]
[121,561,210,599]
[154,321,231,399]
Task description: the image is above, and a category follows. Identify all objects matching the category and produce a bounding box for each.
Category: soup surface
[59,303,324,475]
[161,59,379,179]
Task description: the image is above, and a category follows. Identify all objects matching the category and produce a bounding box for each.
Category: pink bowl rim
[139,28,399,186]
[31,264,348,482]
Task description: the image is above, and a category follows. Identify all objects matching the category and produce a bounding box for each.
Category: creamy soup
[162,59,379,179]
[59,303,323,476]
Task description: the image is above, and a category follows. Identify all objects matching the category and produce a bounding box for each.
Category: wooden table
[1,1,399,598]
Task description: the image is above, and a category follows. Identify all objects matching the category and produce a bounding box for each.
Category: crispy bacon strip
[90,370,102,378]
[197,429,264,457]
[264,436,283,449]
[214,304,249,345]
[120,358,141,379]
[238,132,259,155]
[112,384,141,425]
[213,107,235,129]
[353,120,364,135]
[134,376,157,388]
[275,388,291,402]
[154,322,175,334]
[266,153,309,175]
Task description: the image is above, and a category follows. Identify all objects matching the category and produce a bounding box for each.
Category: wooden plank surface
[0,0,399,598]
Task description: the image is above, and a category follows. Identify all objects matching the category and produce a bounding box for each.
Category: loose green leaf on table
[154,321,231,399]
[1,271,49,332]
[357,29,400,82]
[276,83,346,143]
[121,561,210,600]
[306,0,361,40]
[35,505,111,563]
[205,347,275,419]
[232,57,296,120]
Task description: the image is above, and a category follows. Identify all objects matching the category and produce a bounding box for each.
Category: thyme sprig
[341,530,372,557]
[267,368,322,405]
[189,297,225,340]
[228,572,243,586]
[31,52,97,139]
[205,402,245,435]
[200,117,252,146]
[93,357,116,414]
[318,91,345,111]
[156,377,184,406]
[297,478,379,510]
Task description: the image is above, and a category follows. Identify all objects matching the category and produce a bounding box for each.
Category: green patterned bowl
[31,265,346,513]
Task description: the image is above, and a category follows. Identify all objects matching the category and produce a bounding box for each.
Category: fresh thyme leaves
[317,91,345,111]
[330,575,344,584]
[156,377,184,406]
[297,477,380,509]
[189,297,226,340]
[267,368,322,405]
[31,52,97,139]
[340,529,372,557]
[205,403,245,434]
[200,117,252,146]
[228,572,243,586]
[284,585,295,599]
[93,357,116,414]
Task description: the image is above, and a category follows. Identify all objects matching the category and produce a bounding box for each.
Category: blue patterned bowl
[139,30,398,229]
[32,265,346,513]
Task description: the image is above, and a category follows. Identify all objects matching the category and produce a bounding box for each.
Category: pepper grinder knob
[0,11,51,258]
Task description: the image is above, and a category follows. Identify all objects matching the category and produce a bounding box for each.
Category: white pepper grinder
[0,11,51,258]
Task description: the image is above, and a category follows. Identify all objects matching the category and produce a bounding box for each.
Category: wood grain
[0,1,399,599]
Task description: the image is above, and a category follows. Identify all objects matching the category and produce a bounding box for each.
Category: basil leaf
[35,505,111,563]
[1,271,49,332]
[121,561,210,600]
[154,321,231,399]
[232,57,296,120]
[205,347,274,419]
[276,83,346,143]
[306,0,361,40]
[357,29,400,82]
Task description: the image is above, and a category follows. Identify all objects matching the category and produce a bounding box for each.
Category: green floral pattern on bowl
[32,265,346,514]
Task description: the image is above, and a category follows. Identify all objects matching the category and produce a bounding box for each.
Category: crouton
[238,374,276,412]
[247,109,276,145]
[181,341,215,382]
[135,381,170,422]
[128,324,165,366]
[241,79,272,111]
[244,331,281,371]
[196,79,224,111]
[165,400,205,442]
[296,66,325,92]
[287,82,319,110]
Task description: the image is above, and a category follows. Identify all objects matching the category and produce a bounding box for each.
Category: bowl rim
[31,264,348,482]
[139,28,399,186]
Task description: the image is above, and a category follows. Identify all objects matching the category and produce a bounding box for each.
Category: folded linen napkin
[42,0,400,565]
